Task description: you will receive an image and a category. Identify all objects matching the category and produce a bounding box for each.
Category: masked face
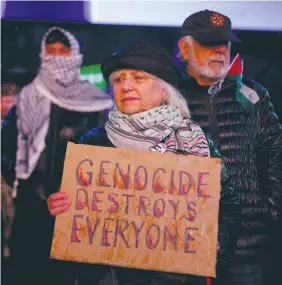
[179,37,231,85]
[41,42,82,85]
[41,56,81,85]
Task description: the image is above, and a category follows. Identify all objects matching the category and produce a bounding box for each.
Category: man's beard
[188,52,229,82]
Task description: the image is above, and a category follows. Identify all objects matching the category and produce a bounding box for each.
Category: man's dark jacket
[180,76,282,284]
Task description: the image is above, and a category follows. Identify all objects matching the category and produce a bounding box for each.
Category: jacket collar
[181,75,236,95]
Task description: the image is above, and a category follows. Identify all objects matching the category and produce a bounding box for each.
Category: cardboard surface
[50,142,221,277]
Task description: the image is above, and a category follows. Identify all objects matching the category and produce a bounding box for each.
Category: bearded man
[178,10,282,285]
[1,26,113,285]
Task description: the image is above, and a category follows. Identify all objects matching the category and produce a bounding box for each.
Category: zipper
[209,91,219,147]
[210,92,215,118]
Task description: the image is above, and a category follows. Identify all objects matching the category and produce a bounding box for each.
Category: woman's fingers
[49,199,71,209]
[50,205,70,216]
[47,191,71,216]
[49,192,68,201]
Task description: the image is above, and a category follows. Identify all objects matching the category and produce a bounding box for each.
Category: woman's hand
[47,192,71,216]
[59,127,75,140]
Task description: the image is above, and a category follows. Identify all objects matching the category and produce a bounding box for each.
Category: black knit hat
[181,10,240,46]
[101,40,180,87]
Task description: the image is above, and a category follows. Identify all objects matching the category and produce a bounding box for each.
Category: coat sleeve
[207,137,241,275]
[1,106,18,187]
[256,87,282,283]
[257,87,282,221]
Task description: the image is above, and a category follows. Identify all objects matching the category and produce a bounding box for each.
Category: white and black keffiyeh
[105,106,210,157]
[13,26,113,197]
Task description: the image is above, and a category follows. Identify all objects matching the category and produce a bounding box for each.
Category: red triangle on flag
[228,54,243,77]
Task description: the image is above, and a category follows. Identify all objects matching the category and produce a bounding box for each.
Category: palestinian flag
[228,53,243,81]
[227,54,259,112]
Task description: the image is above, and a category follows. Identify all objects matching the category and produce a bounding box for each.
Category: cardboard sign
[50,142,221,277]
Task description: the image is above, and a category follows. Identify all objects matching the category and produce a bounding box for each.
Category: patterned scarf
[105,106,210,157]
[13,27,113,197]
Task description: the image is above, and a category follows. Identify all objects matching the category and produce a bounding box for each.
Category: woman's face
[111,69,166,115]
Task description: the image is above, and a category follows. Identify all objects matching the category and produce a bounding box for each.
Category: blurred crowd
[1,83,18,256]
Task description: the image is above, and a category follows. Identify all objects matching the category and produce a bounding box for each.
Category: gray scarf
[105,106,210,156]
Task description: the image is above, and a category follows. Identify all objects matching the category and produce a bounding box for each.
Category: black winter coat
[61,126,240,285]
[180,77,282,283]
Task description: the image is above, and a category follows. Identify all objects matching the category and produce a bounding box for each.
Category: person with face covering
[47,40,239,285]
[1,26,113,285]
[178,10,282,285]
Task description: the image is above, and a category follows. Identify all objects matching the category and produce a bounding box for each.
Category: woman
[48,40,239,285]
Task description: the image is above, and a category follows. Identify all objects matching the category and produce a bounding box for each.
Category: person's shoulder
[179,76,198,90]
[179,77,201,101]
[242,77,268,97]
[79,126,111,147]
[16,82,35,102]
[20,82,33,93]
